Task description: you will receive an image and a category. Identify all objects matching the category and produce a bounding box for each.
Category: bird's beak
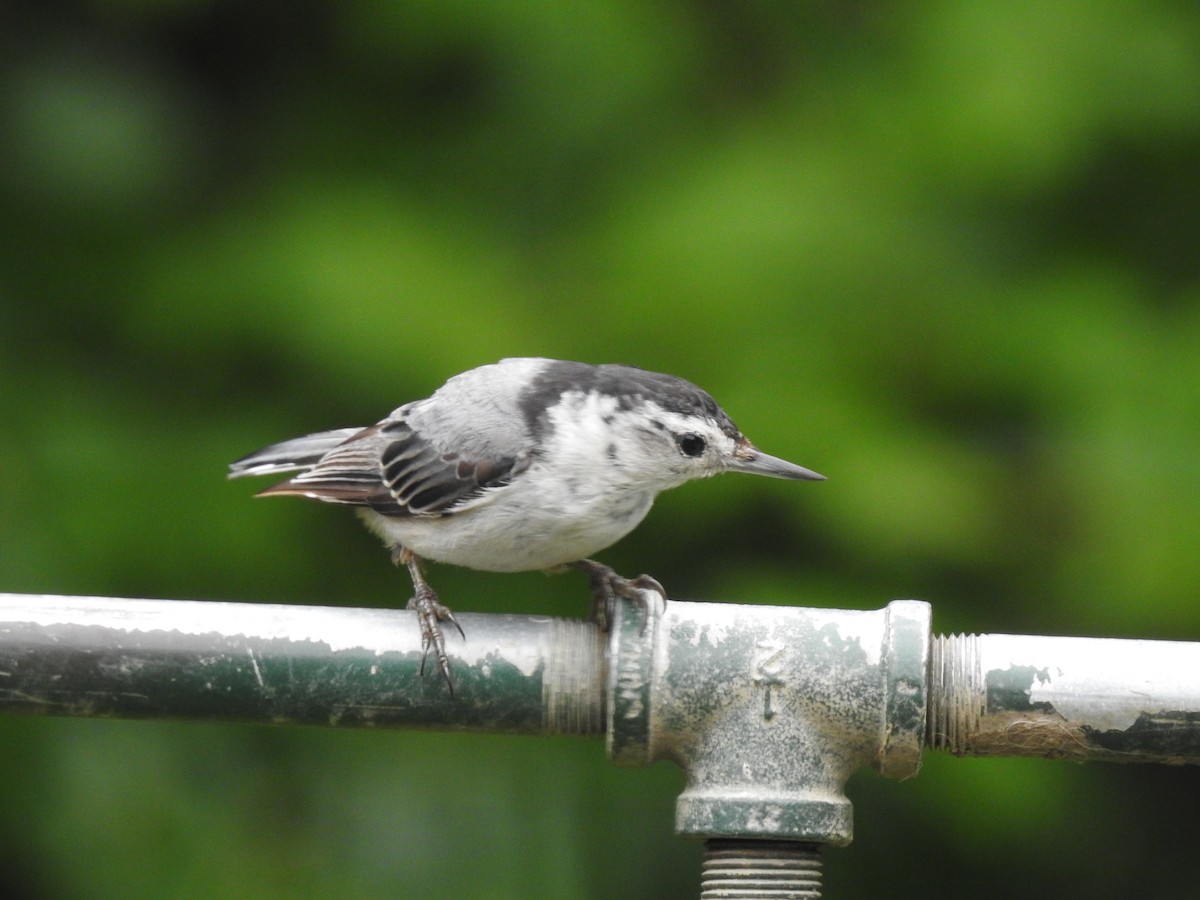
[729,438,826,481]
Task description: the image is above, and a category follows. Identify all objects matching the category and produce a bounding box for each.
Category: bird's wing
[253,418,532,517]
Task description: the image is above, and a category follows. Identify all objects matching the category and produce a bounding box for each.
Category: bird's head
[525,362,824,492]
[615,401,825,489]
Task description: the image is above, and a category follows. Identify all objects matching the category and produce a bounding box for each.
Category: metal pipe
[0,593,604,735]
[8,595,1200,814]
[605,595,932,846]
[8,591,1200,900]
[928,632,1200,764]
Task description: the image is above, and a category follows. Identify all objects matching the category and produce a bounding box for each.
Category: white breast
[359,390,664,572]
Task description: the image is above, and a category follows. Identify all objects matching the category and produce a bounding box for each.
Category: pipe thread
[700,839,822,899]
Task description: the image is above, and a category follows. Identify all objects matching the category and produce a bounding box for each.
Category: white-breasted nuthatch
[228,358,824,692]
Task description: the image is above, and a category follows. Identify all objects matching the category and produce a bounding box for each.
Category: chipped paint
[982,634,1200,733]
[931,632,1200,764]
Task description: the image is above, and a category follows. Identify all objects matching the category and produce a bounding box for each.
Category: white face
[623,403,744,484]
[541,391,741,493]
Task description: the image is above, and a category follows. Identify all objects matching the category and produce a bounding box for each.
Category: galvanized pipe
[0,593,604,735]
[928,632,1200,764]
[6,591,1200,865]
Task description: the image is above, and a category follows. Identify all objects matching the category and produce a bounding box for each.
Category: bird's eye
[676,432,707,458]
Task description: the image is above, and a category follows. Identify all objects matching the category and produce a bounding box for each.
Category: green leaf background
[2,1,1199,896]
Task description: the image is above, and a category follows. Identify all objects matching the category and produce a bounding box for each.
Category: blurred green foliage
[2,0,1200,897]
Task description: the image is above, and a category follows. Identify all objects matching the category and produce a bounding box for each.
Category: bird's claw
[406,585,462,695]
[572,560,668,633]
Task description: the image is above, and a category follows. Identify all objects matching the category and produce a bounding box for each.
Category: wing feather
[250,419,530,518]
[227,428,364,478]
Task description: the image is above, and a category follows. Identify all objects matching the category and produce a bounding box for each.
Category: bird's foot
[570,559,667,632]
[405,583,465,695]
[394,546,465,694]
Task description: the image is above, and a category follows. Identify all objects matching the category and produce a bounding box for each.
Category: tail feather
[228,427,365,479]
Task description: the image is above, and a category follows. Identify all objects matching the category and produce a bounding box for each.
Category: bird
[228,358,824,693]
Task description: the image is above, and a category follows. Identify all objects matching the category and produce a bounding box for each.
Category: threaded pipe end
[542,618,605,735]
[927,632,984,753]
[700,839,822,899]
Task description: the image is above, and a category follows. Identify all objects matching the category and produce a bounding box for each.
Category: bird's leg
[392,546,464,694]
[568,560,667,633]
